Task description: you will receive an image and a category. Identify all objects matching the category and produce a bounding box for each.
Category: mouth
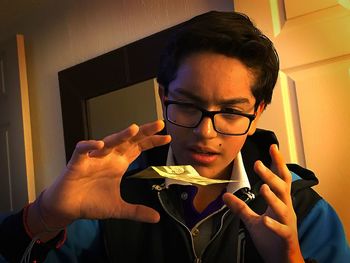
[188,146,220,165]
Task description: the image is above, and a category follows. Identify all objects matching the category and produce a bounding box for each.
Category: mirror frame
[58,24,180,162]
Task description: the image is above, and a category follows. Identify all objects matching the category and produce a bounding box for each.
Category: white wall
[0,0,233,193]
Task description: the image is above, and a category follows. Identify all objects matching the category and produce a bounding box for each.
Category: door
[234,0,350,241]
[0,35,35,213]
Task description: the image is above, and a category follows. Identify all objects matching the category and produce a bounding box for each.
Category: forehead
[168,52,256,106]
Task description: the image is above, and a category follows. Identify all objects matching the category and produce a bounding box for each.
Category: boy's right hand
[28,120,171,238]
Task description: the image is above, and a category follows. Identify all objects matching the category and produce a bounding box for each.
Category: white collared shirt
[164,147,251,194]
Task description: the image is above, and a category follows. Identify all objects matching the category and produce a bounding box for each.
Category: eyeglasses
[164,100,256,136]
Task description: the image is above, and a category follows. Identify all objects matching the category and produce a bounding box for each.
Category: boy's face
[160,52,263,180]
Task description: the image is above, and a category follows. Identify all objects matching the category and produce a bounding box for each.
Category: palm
[241,206,288,262]
[42,121,171,226]
[64,146,136,219]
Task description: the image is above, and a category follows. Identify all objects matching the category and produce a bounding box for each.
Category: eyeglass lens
[166,103,252,135]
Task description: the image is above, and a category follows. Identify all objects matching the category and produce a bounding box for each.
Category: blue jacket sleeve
[298,199,350,263]
[45,219,106,262]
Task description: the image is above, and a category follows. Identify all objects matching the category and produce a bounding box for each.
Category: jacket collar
[164,146,251,194]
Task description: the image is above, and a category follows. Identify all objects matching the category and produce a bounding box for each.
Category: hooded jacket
[1,129,349,263]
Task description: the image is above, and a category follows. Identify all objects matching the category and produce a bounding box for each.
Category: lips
[188,145,220,165]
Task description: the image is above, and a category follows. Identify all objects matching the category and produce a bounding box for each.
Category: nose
[192,116,217,138]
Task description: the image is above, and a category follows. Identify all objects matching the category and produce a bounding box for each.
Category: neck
[193,183,227,213]
[192,162,233,212]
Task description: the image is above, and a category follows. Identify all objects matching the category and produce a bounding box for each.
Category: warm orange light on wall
[279,71,299,164]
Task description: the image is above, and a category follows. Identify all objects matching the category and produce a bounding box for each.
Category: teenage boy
[1,11,349,263]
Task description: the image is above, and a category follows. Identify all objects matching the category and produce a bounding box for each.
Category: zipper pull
[235,187,255,203]
[152,183,166,191]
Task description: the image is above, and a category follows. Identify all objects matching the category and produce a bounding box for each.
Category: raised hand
[223,144,304,263]
[29,120,171,236]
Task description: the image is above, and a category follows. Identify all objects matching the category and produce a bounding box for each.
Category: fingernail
[256,160,266,172]
[264,216,272,226]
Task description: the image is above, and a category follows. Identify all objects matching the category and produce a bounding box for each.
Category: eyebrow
[169,88,252,106]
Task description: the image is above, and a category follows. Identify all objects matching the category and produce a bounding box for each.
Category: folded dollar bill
[129,165,237,186]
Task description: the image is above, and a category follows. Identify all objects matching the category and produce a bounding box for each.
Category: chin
[193,166,217,179]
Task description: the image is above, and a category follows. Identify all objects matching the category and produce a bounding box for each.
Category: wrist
[25,191,67,241]
[286,245,305,263]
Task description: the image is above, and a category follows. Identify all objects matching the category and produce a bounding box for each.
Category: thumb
[223,193,257,223]
[120,204,160,223]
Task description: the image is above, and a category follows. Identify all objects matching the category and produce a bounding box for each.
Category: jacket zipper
[153,184,228,263]
[198,188,256,260]
[197,208,231,259]
[153,184,255,263]
[153,184,200,262]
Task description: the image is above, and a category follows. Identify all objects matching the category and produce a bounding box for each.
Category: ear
[247,102,265,135]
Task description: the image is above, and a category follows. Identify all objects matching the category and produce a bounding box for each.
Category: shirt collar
[164,146,251,194]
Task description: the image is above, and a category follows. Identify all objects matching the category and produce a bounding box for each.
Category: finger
[103,120,165,155]
[131,120,166,143]
[91,124,140,157]
[69,140,104,163]
[254,160,286,195]
[121,204,160,223]
[113,120,168,157]
[269,144,292,184]
[103,124,140,147]
[260,184,289,223]
[254,161,291,204]
[138,134,172,152]
[223,193,258,225]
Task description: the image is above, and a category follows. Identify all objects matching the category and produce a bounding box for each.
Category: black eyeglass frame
[164,100,256,136]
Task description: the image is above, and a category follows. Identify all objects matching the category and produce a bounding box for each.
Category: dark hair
[156,11,279,108]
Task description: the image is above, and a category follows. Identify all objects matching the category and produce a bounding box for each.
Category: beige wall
[235,0,350,241]
[0,0,233,193]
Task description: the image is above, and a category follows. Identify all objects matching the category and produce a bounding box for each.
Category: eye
[220,113,240,121]
[181,105,197,113]
[222,107,242,114]
[174,103,198,114]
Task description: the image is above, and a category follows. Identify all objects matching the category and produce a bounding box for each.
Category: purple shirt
[181,185,225,229]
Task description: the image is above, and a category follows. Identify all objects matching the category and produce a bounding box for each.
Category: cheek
[221,135,247,159]
[166,122,187,145]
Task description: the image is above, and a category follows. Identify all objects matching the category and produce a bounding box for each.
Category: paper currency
[129,165,238,186]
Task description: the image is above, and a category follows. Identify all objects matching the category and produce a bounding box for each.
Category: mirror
[58,24,180,161]
[87,78,163,139]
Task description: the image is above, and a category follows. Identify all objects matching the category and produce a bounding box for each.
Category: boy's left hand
[223,144,304,263]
